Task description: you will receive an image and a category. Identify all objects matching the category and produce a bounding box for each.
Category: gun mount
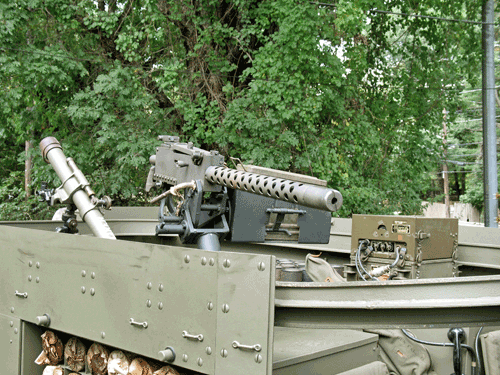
[147,136,342,250]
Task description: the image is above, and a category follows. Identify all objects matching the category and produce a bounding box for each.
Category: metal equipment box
[346,215,459,280]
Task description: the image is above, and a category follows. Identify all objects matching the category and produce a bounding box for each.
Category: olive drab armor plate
[0,225,275,375]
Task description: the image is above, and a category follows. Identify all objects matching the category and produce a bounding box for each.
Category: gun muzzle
[205,166,342,212]
[40,137,116,240]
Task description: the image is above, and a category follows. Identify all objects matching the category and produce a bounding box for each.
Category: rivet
[146,300,152,308]
[184,255,190,263]
[81,270,86,277]
[258,262,265,271]
[81,287,86,294]
[206,347,212,355]
[223,259,231,268]
[197,358,203,367]
[158,302,164,310]
[220,349,228,358]
[101,332,106,339]
[29,261,33,267]
[158,283,164,292]
[201,257,207,266]
[90,288,95,296]
[9,340,12,344]
[209,258,215,266]
[9,321,13,327]
[36,262,40,269]
[182,354,188,362]
[28,275,32,282]
[91,272,96,279]
[10,307,14,313]
[14,328,18,334]
[147,282,152,290]
[255,354,263,363]
[222,304,230,313]
[36,277,40,283]
[207,302,214,311]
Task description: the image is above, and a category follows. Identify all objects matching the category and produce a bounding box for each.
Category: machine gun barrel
[205,166,342,212]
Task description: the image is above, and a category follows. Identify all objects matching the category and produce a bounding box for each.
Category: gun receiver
[147,136,342,250]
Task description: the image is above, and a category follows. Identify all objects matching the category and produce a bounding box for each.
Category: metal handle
[15,291,28,298]
[232,341,262,352]
[129,318,148,328]
[182,330,204,342]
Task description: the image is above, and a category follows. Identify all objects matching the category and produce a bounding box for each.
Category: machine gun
[146,135,343,251]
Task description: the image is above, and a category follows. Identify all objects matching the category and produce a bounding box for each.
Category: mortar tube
[40,137,116,240]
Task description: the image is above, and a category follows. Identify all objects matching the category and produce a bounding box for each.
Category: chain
[451,234,459,277]
[415,237,423,279]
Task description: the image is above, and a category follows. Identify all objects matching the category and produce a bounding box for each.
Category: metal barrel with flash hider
[146,135,343,251]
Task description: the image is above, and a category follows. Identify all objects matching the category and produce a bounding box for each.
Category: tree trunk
[25,139,33,200]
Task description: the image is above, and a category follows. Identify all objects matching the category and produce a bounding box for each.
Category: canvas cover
[305,253,345,282]
[364,330,437,375]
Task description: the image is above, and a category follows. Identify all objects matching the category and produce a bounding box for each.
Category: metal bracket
[15,291,28,299]
[232,341,262,352]
[129,318,148,329]
[182,330,204,342]
[266,208,306,236]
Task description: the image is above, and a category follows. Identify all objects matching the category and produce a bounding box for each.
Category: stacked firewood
[35,330,187,375]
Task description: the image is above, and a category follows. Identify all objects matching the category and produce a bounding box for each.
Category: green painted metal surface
[0,225,275,375]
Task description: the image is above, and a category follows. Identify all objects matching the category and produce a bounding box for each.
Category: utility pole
[443,109,450,218]
[482,0,498,227]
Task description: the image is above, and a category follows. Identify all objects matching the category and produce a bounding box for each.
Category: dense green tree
[0,0,485,219]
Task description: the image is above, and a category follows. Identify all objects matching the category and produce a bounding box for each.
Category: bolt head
[220,349,228,358]
[182,354,188,362]
[184,255,190,263]
[258,262,265,271]
[223,259,231,268]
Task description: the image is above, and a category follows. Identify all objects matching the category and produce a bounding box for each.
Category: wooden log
[35,331,63,365]
[107,350,131,375]
[42,366,64,375]
[86,342,109,375]
[64,337,86,372]
[129,357,161,375]
[153,366,181,375]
